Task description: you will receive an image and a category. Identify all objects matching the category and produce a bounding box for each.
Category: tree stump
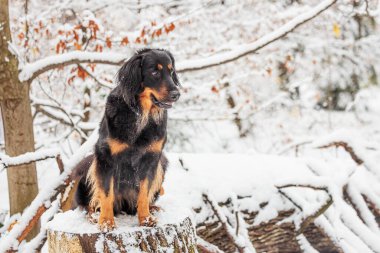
[46,210,197,253]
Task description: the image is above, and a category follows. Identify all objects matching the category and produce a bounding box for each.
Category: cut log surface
[46,209,197,253]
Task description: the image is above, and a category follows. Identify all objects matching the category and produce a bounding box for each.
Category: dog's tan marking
[87,160,115,230]
[107,138,129,155]
[137,178,151,225]
[147,138,164,153]
[138,87,164,128]
[167,64,172,70]
[157,64,163,70]
[139,87,154,112]
[98,178,115,230]
[87,160,100,212]
[159,186,165,196]
[148,162,164,203]
[138,88,155,132]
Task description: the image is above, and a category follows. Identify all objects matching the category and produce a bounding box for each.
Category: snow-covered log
[166,153,380,253]
[46,209,197,253]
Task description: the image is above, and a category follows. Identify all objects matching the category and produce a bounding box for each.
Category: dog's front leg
[98,177,115,231]
[88,159,116,231]
[137,178,157,226]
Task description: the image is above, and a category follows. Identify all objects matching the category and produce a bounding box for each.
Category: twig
[78,64,114,89]
[276,184,333,235]
[55,154,64,173]
[202,193,247,253]
[297,197,333,235]
[277,188,303,211]
[235,211,240,236]
[318,141,363,165]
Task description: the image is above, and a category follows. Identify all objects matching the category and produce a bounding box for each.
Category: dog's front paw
[139,215,157,227]
[98,216,116,232]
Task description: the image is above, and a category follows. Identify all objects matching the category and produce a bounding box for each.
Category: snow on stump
[46,209,197,253]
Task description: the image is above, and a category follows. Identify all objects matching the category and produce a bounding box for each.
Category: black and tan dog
[71,48,181,231]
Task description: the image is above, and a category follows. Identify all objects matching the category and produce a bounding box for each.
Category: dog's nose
[169,90,180,101]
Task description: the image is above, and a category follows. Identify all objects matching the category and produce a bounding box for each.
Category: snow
[19,51,128,81]
[176,0,337,72]
[46,206,194,253]
[0,149,59,171]
[17,149,373,252]
[46,204,191,234]
[2,0,380,252]
[297,234,318,253]
[18,0,337,81]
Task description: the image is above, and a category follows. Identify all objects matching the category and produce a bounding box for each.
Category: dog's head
[117,48,181,111]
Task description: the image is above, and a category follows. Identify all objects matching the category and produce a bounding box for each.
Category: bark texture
[0,0,39,239]
[48,217,197,253]
[196,207,343,253]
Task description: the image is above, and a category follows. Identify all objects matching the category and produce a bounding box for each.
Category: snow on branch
[19,51,127,82]
[312,130,380,178]
[19,0,336,82]
[276,183,333,235]
[317,141,364,165]
[196,236,225,253]
[34,101,97,133]
[176,0,337,72]
[0,149,60,171]
[202,193,256,253]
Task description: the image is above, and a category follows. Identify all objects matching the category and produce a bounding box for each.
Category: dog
[71,48,181,231]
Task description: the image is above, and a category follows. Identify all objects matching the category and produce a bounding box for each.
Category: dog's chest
[136,107,164,134]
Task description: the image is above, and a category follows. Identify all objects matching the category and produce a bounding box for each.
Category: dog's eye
[152,71,160,78]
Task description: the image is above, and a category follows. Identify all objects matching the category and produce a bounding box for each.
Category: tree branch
[317,141,364,165]
[276,184,333,235]
[19,0,337,82]
[176,0,337,72]
[202,193,252,253]
[0,149,59,172]
[19,51,127,82]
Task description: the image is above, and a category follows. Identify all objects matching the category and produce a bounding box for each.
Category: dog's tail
[61,154,94,211]
[70,154,95,181]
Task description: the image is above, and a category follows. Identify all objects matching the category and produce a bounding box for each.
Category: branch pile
[1,130,380,252]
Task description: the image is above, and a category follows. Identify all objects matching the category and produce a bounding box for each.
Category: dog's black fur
[71,48,180,230]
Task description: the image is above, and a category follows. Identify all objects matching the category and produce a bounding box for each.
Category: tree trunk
[0,0,39,239]
[47,216,197,253]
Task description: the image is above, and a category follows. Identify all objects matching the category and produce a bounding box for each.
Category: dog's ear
[166,50,181,87]
[117,54,143,109]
